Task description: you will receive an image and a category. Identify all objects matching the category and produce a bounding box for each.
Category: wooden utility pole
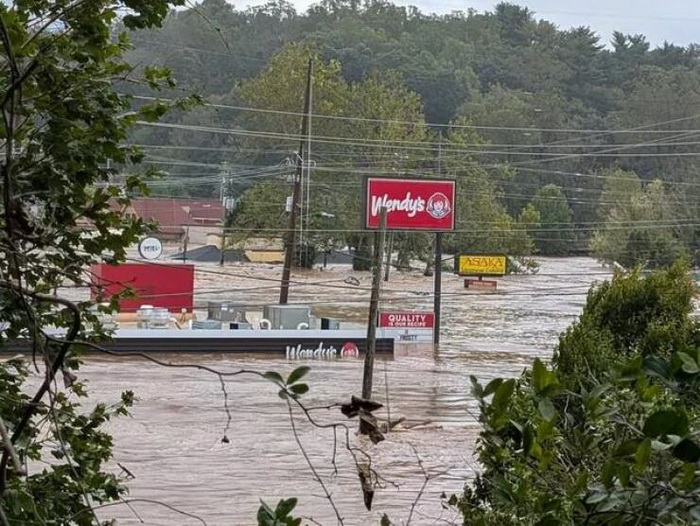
[279,59,313,304]
[383,233,394,282]
[433,232,443,346]
[219,226,226,266]
[362,207,387,400]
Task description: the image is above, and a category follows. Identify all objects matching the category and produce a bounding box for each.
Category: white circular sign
[138,237,163,260]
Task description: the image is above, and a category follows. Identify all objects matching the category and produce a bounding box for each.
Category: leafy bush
[456,261,700,525]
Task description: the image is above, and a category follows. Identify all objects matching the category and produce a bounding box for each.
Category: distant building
[124,197,224,243]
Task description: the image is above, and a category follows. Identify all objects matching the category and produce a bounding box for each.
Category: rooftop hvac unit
[207,302,249,323]
[192,319,223,330]
[262,305,311,330]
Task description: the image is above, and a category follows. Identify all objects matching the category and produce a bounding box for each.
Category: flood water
[73,257,609,525]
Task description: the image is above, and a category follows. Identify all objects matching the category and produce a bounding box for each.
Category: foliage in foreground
[457,261,700,524]
[0,0,190,523]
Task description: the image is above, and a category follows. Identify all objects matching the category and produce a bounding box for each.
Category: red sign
[91,263,195,312]
[379,312,435,329]
[365,177,456,231]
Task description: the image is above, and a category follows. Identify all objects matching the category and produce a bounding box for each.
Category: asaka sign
[379,312,435,329]
[455,254,507,277]
[365,177,456,231]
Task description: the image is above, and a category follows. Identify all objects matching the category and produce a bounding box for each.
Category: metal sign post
[433,232,443,346]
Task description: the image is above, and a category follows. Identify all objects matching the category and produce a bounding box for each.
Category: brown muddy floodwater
[70,257,609,525]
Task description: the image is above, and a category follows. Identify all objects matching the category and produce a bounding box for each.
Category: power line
[130,95,700,135]
[133,121,700,165]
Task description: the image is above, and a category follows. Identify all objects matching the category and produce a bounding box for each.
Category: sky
[238,0,700,47]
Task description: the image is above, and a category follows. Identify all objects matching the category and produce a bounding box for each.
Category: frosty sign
[365,177,456,231]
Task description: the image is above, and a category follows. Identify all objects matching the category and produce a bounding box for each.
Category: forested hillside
[124,0,700,266]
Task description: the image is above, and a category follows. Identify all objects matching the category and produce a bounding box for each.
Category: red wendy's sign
[365,177,456,231]
[379,312,435,329]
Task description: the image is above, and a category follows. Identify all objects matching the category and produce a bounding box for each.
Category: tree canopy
[123,0,700,265]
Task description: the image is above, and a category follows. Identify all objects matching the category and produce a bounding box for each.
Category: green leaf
[679,463,696,489]
[483,378,503,396]
[618,464,630,487]
[615,439,641,457]
[263,371,284,384]
[257,500,276,525]
[275,498,297,518]
[643,409,689,438]
[278,390,289,400]
[380,514,392,526]
[678,352,700,374]
[470,376,484,398]
[634,439,651,470]
[672,439,700,462]
[532,358,547,394]
[289,383,309,396]
[286,366,310,385]
[492,379,516,409]
[601,460,615,488]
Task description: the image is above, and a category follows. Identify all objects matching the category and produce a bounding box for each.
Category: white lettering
[285,342,339,360]
[371,192,426,218]
[381,312,433,328]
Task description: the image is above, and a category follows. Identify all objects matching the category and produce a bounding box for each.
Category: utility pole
[383,233,393,282]
[279,59,313,304]
[362,207,387,401]
[219,226,226,267]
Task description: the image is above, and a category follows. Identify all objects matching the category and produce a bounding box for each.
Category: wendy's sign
[365,177,456,231]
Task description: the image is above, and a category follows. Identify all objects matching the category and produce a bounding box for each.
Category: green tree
[234,43,433,269]
[444,121,536,257]
[530,184,574,255]
[457,261,700,524]
[591,170,686,268]
[0,1,193,522]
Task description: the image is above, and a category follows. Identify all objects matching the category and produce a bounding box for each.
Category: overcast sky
[238,0,700,47]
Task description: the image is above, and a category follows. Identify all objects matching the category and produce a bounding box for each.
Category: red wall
[91,263,195,313]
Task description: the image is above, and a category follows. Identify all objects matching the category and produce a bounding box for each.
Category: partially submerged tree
[0,1,195,522]
[591,169,686,268]
[529,184,574,256]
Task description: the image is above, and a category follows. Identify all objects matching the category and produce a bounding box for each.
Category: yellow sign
[456,254,507,276]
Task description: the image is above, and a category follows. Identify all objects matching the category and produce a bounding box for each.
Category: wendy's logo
[426,192,451,219]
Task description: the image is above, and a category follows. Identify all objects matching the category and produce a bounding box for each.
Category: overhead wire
[130,95,700,136]
[133,120,700,158]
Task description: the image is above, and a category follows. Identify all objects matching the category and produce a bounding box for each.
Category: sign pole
[433,232,443,346]
[362,207,387,401]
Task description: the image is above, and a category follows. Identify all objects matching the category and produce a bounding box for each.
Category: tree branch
[286,399,344,525]
[69,498,208,525]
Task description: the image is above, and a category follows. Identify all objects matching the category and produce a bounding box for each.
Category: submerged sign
[456,254,507,277]
[379,312,435,329]
[285,341,360,360]
[365,177,456,231]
